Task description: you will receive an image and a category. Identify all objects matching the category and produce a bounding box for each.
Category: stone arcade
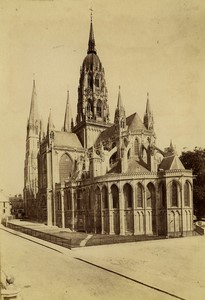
[24,17,193,237]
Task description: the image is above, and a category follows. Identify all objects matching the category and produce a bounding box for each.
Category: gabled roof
[95,124,116,145]
[127,159,149,173]
[107,159,149,174]
[126,112,146,132]
[53,131,83,149]
[96,112,145,145]
[159,155,185,171]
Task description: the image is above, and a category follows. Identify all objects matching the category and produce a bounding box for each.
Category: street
[1,227,205,300]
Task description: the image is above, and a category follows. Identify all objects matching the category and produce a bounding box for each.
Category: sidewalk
[1,222,205,300]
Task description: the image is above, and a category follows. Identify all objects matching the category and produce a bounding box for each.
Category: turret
[47,109,55,133]
[114,86,126,130]
[144,92,154,130]
[63,90,71,132]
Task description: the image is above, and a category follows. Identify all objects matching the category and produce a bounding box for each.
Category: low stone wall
[6,222,71,249]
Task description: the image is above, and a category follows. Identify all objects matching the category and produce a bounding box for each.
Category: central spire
[87,10,96,54]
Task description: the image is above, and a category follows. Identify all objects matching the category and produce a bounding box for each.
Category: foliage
[180,147,205,218]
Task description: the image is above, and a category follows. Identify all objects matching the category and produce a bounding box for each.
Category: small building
[9,194,24,218]
[0,190,11,223]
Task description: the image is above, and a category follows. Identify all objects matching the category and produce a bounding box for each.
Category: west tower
[23,80,41,218]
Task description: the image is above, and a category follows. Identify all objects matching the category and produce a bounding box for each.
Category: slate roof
[159,155,185,171]
[108,159,149,174]
[53,131,83,149]
[96,112,146,145]
[126,112,146,131]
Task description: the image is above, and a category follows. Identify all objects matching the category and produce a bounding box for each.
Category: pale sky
[0,0,205,195]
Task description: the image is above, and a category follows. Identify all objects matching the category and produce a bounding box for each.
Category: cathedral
[23,17,193,237]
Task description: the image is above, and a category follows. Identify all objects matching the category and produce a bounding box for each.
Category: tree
[180,147,205,219]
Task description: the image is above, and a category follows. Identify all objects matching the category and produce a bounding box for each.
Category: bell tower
[73,14,111,148]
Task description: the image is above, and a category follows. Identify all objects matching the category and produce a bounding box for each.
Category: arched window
[87,73,93,88]
[146,183,155,208]
[41,195,46,207]
[87,99,93,119]
[87,189,92,210]
[134,139,139,156]
[137,183,143,207]
[142,148,148,164]
[111,184,119,209]
[123,183,133,209]
[102,186,108,209]
[171,181,178,207]
[127,149,131,159]
[77,190,83,210]
[109,152,117,167]
[95,76,100,87]
[95,187,101,210]
[66,190,72,210]
[59,154,73,183]
[57,192,61,210]
[184,181,190,207]
[97,100,102,117]
[159,182,166,208]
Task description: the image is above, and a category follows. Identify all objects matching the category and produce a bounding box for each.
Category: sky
[0,0,205,196]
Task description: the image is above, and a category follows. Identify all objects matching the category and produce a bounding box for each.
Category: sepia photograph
[0,0,205,299]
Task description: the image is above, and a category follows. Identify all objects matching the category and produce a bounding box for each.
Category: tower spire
[144,92,154,130]
[28,79,38,125]
[146,92,151,114]
[117,85,123,108]
[47,109,55,132]
[87,9,96,54]
[63,90,71,132]
[114,86,126,127]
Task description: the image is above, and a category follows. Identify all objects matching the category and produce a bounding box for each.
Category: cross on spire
[90,7,93,22]
[87,8,96,54]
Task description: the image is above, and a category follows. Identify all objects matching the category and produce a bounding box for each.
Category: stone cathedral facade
[24,18,193,237]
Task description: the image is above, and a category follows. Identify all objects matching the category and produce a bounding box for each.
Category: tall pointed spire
[117,85,123,108]
[114,86,126,127]
[47,109,55,132]
[63,90,71,132]
[144,92,154,130]
[87,9,96,54]
[28,79,38,125]
[145,92,151,115]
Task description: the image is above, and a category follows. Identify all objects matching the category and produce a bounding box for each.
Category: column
[180,182,184,237]
[155,185,159,236]
[133,185,137,235]
[119,189,125,235]
[93,188,97,234]
[100,189,104,234]
[143,184,147,235]
[61,188,65,229]
[47,190,52,226]
[108,188,114,235]
[71,188,75,231]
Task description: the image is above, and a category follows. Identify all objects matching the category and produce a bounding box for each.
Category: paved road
[1,228,174,300]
